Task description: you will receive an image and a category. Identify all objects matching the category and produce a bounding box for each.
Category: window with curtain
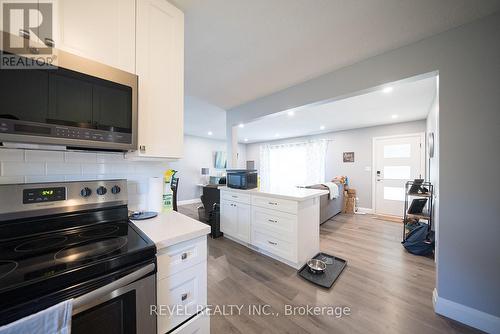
[259,140,328,189]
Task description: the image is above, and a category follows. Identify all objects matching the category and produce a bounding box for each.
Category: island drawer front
[170,312,210,334]
[157,261,208,334]
[252,207,297,236]
[252,196,298,214]
[221,191,251,204]
[252,229,297,262]
[157,236,207,280]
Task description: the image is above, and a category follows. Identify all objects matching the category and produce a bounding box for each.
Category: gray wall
[170,135,246,201]
[227,12,500,322]
[246,121,426,209]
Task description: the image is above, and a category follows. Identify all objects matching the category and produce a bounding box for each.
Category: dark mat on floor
[298,253,347,289]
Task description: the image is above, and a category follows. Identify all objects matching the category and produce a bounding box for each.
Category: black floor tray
[298,252,347,288]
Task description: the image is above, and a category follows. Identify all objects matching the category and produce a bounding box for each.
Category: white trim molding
[356,207,373,214]
[178,198,202,206]
[433,288,500,333]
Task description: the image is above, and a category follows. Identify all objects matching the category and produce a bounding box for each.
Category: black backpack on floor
[402,224,435,256]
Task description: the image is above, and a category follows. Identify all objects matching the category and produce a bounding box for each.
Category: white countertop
[131,211,210,250]
[219,186,328,201]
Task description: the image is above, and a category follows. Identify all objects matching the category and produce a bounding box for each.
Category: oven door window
[72,291,136,334]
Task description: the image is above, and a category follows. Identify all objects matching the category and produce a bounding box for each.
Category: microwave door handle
[73,263,155,312]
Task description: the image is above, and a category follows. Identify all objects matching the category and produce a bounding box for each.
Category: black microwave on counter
[226,170,258,190]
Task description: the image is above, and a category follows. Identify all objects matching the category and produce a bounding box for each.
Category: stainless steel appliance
[0,48,138,151]
[0,180,156,333]
[226,169,258,190]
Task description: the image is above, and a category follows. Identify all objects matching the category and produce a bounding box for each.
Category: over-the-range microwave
[0,41,138,151]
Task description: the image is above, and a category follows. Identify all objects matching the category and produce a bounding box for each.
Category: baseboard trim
[433,288,500,333]
[178,198,202,206]
[357,207,373,214]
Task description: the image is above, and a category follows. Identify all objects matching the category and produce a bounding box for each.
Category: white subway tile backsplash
[96,153,127,163]
[46,163,81,175]
[0,149,24,162]
[0,148,170,210]
[1,162,45,176]
[126,181,138,194]
[65,151,97,163]
[64,174,98,182]
[25,150,64,162]
[0,176,24,184]
[25,175,65,183]
[81,163,99,175]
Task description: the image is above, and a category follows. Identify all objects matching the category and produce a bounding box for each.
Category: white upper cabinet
[53,0,136,73]
[135,0,184,159]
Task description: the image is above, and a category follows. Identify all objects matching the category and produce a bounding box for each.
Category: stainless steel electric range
[0,180,157,333]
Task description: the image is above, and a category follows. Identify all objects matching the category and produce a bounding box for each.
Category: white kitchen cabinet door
[54,0,136,73]
[135,0,184,158]
[220,200,237,236]
[235,202,251,243]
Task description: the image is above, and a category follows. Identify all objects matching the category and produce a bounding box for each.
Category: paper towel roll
[147,177,163,213]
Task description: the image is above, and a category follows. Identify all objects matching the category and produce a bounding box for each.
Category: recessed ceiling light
[320,125,325,130]
[383,86,393,93]
[244,138,248,142]
[207,131,213,136]
[238,123,244,128]
[287,110,295,116]
[391,114,399,119]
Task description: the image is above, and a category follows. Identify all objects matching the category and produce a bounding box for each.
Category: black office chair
[198,185,223,238]
[170,177,179,211]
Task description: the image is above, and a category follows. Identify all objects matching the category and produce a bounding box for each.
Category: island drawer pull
[181,252,188,260]
[181,293,188,301]
[268,240,277,245]
[231,195,238,198]
[268,202,278,205]
[268,219,278,223]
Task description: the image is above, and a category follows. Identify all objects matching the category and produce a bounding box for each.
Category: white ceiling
[171,0,500,110]
[238,75,437,143]
[184,96,226,140]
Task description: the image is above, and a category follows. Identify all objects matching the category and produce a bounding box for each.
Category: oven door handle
[73,263,155,310]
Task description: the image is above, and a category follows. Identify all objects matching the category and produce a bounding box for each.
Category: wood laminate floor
[178,204,480,334]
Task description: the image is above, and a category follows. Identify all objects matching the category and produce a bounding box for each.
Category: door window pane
[384,166,411,180]
[384,187,405,201]
[384,144,411,158]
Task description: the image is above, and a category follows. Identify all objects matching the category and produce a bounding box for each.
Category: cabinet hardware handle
[181,253,188,260]
[181,293,188,301]
[44,37,55,47]
[268,219,277,223]
[139,145,146,153]
[19,29,30,39]
[268,202,278,205]
[232,195,238,198]
[268,240,277,245]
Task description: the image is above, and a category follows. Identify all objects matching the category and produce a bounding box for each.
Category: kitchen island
[219,186,328,269]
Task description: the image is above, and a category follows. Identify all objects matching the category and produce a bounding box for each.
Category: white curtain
[259,140,328,189]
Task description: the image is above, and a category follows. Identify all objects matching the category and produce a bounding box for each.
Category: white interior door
[374,133,425,216]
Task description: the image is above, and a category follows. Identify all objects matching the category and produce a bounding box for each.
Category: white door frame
[371,132,426,215]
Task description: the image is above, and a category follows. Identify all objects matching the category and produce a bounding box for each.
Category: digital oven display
[23,187,66,204]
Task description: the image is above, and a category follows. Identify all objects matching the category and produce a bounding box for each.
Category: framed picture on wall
[343,152,355,163]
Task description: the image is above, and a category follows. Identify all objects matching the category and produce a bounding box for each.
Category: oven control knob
[96,186,107,196]
[80,187,92,197]
[111,185,121,194]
